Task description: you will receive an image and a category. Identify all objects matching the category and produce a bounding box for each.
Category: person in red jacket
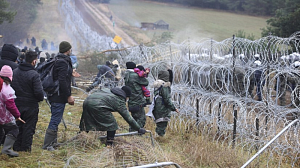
[0,65,25,157]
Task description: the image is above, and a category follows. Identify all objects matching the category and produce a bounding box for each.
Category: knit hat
[121,86,131,97]
[106,61,111,66]
[0,65,13,82]
[126,62,136,69]
[1,44,19,62]
[136,65,145,71]
[59,41,72,53]
[158,70,169,82]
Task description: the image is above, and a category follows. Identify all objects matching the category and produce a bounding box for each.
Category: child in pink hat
[0,65,25,157]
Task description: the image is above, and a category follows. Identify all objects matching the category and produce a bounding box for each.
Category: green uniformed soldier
[79,86,146,146]
[152,70,179,136]
[124,62,149,131]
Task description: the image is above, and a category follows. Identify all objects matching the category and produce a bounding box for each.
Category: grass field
[108,0,269,42]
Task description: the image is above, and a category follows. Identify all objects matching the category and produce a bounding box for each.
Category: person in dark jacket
[0,44,19,70]
[11,51,44,152]
[124,61,149,131]
[42,41,75,151]
[80,86,146,146]
[31,37,36,47]
[86,61,116,92]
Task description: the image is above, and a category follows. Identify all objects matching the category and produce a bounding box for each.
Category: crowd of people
[17,37,57,51]
[0,40,179,157]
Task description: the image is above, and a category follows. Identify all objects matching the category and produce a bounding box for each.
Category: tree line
[147,0,285,16]
[1,0,300,42]
[0,0,41,44]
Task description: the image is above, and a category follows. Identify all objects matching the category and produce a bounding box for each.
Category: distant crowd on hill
[15,37,57,52]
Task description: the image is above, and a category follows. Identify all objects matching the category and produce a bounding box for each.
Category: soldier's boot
[105,139,114,147]
[106,130,116,147]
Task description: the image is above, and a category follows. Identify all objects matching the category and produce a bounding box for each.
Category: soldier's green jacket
[153,80,176,123]
[124,69,149,107]
[79,88,140,131]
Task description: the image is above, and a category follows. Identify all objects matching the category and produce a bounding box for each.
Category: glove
[138,128,146,134]
[86,85,94,92]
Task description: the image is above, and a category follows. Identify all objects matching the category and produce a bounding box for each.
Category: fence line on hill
[120,33,300,167]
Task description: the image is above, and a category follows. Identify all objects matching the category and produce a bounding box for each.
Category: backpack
[36,57,61,96]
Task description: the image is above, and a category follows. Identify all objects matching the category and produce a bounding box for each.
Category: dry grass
[0,88,293,168]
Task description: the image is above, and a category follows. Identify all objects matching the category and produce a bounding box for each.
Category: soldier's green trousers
[129,107,146,132]
[156,122,168,136]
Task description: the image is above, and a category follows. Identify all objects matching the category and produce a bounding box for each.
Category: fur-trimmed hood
[153,79,171,88]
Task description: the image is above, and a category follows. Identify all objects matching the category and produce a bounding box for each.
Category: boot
[1,135,19,157]
[105,139,114,147]
[42,129,57,151]
[106,131,115,147]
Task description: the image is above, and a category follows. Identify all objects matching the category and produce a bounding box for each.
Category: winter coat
[124,69,149,107]
[0,83,20,125]
[79,87,140,131]
[48,53,73,103]
[153,79,176,123]
[12,62,44,108]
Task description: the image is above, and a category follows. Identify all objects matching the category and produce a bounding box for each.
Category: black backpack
[36,57,60,95]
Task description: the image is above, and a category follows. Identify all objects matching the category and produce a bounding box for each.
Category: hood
[1,44,19,62]
[153,79,171,88]
[110,87,126,100]
[158,70,170,82]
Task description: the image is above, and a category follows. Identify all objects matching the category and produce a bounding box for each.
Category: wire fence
[119,33,300,167]
[58,0,300,167]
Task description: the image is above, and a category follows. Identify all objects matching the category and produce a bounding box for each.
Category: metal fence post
[217,102,221,136]
[232,104,237,148]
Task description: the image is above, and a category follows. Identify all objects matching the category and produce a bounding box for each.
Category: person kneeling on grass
[79,86,146,146]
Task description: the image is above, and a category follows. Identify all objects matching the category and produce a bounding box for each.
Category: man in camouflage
[124,62,149,131]
[79,86,146,146]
